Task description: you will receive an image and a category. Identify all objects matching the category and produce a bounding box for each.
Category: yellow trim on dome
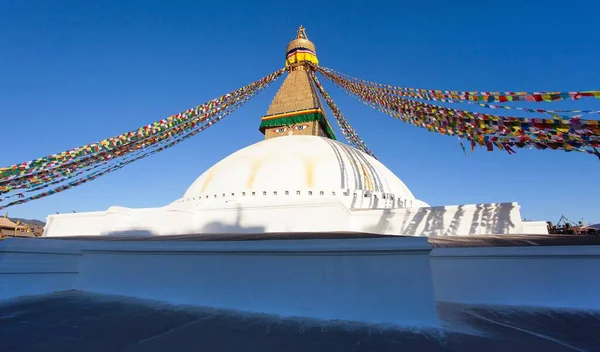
[285,52,319,67]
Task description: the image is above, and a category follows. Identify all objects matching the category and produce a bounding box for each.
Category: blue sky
[1,0,599,224]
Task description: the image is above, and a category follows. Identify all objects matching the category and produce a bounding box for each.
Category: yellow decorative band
[285,52,319,67]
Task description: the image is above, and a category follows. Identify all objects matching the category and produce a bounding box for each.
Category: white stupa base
[0,236,440,328]
[43,201,548,238]
[41,137,549,238]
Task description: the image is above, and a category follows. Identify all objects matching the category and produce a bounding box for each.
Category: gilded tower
[259,26,336,140]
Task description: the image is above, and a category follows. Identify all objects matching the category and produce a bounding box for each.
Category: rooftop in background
[0,215,44,237]
[0,216,19,229]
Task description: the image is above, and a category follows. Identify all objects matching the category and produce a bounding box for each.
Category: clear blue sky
[1,0,599,224]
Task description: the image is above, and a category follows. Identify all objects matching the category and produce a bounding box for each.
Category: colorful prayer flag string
[0,68,285,183]
[1,83,260,193]
[0,69,285,209]
[0,94,257,210]
[310,71,376,158]
[319,66,600,104]
[314,65,600,159]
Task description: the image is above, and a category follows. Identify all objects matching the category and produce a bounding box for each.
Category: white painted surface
[184,136,424,207]
[44,201,532,237]
[4,237,600,326]
[75,237,439,327]
[522,221,549,234]
[44,211,105,237]
[43,136,546,238]
[0,239,80,300]
[0,237,440,327]
[430,246,600,310]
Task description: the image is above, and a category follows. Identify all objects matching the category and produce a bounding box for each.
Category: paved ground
[1,291,599,351]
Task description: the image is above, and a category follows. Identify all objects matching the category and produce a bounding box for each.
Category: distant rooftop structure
[0,214,43,237]
[0,215,19,230]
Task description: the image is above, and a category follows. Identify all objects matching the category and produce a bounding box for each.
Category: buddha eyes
[274,124,307,134]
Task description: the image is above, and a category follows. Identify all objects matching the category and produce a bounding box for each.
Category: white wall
[430,246,600,310]
[44,200,533,237]
[4,237,600,326]
[352,203,525,236]
[0,236,439,328]
[44,212,105,237]
[75,237,439,327]
[0,239,80,299]
[102,206,195,236]
[522,221,549,234]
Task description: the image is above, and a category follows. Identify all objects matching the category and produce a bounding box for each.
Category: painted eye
[295,124,308,131]
[275,127,287,133]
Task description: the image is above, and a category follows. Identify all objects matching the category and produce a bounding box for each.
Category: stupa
[42,26,546,238]
[3,27,599,332]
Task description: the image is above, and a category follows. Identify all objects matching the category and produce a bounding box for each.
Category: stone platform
[2,233,600,333]
[0,235,439,327]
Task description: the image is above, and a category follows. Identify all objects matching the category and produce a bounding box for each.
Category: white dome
[183,136,427,209]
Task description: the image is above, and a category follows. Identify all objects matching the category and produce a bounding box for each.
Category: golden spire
[259,26,335,140]
[297,25,308,39]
